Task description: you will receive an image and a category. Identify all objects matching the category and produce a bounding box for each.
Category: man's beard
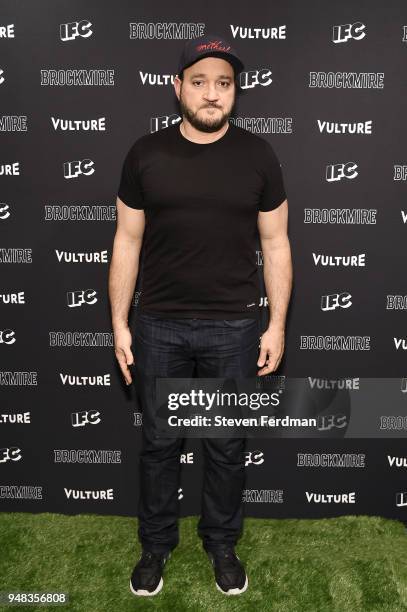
[179,90,235,133]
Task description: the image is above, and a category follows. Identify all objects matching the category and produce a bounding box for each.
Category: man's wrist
[113,319,129,331]
[267,319,285,332]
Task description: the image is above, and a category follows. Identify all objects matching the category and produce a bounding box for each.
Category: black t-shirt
[117,121,286,320]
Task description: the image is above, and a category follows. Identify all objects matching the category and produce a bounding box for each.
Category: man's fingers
[124,349,134,366]
[257,351,284,375]
[257,348,269,367]
[257,365,275,376]
[117,350,133,385]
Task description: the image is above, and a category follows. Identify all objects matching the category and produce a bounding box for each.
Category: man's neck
[179,120,229,144]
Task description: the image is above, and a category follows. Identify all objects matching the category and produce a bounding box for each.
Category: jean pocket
[137,312,158,320]
[222,318,258,328]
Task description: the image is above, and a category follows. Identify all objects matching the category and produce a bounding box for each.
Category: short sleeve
[258,140,287,212]
[117,144,144,210]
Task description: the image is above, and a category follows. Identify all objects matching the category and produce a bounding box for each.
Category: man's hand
[113,325,135,385]
[257,324,285,376]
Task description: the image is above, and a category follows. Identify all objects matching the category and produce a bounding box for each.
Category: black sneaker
[129,550,171,597]
[206,546,248,595]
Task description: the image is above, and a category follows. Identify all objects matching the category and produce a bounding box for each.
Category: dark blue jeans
[132,312,260,554]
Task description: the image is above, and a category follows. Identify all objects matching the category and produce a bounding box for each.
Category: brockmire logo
[196,40,231,53]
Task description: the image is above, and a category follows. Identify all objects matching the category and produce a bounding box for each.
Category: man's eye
[192,81,230,86]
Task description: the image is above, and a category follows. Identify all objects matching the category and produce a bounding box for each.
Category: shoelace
[212,548,240,568]
[139,551,164,569]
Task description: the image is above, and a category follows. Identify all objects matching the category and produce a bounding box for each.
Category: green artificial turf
[1,513,407,611]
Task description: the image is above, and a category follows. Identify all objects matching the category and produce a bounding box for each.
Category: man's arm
[108,197,145,384]
[256,199,293,374]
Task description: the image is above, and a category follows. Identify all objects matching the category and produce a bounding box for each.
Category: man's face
[174,56,236,133]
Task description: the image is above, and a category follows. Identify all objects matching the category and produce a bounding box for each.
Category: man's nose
[203,83,219,100]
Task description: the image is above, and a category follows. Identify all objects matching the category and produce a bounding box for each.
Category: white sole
[216,573,248,595]
[129,576,163,597]
[207,551,248,595]
[129,551,170,597]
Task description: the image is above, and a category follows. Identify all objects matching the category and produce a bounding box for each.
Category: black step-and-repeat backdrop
[2,1,407,521]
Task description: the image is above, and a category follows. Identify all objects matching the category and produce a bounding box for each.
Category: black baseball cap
[177,34,245,79]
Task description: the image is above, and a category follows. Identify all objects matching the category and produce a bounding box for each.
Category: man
[109,34,292,597]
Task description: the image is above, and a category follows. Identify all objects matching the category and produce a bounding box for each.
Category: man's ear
[174,75,181,100]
